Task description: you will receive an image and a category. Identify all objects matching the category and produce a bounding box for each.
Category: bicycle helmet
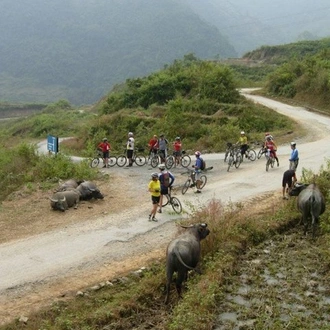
[175,136,180,140]
[195,151,201,157]
[240,131,245,135]
[103,138,107,141]
[128,132,134,136]
[158,164,166,170]
[265,132,270,136]
[291,141,296,146]
[151,172,159,179]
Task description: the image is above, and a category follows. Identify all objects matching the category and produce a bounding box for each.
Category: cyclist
[148,172,161,222]
[289,142,299,170]
[97,137,111,168]
[148,135,159,160]
[192,151,203,193]
[158,134,169,163]
[157,164,175,213]
[173,137,182,166]
[126,132,135,167]
[236,131,248,158]
[265,135,279,166]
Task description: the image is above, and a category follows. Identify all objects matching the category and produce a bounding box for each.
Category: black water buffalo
[56,179,84,192]
[50,189,80,212]
[289,183,325,237]
[165,223,210,304]
[76,181,104,200]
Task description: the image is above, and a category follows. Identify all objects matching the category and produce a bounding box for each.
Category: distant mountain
[182,0,330,55]
[0,0,237,105]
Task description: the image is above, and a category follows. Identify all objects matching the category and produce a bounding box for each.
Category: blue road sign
[47,135,59,153]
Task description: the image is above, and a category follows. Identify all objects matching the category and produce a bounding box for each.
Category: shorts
[103,151,109,158]
[174,151,182,157]
[127,149,133,159]
[161,187,169,195]
[151,195,160,204]
[195,171,202,180]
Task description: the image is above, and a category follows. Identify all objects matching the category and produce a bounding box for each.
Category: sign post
[47,135,59,154]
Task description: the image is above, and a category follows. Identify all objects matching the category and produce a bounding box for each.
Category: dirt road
[1,90,330,324]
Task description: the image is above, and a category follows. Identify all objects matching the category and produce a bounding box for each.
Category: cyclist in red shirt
[98,138,111,168]
[173,137,182,166]
[148,135,159,158]
[265,136,279,167]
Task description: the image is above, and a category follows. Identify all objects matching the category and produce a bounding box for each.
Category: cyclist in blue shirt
[193,151,203,193]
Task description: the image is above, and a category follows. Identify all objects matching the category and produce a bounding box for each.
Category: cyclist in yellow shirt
[148,173,161,222]
[237,131,248,158]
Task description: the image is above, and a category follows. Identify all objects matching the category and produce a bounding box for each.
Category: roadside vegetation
[244,38,330,113]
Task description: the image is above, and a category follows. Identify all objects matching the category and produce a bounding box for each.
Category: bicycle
[116,147,146,167]
[161,186,182,214]
[227,144,242,172]
[165,150,191,169]
[149,150,166,168]
[244,145,257,161]
[90,149,117,168]
[224,142,233,162]
[257,143,267,159]
[265,149,276,171]
[181,169,207,195]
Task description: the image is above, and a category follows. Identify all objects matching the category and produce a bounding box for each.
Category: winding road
[1,89,330,323]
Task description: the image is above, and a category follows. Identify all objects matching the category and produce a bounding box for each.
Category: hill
[0,0,236,105]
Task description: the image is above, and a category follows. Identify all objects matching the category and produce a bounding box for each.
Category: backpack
[200,158,206,170]
[162,172,170,187]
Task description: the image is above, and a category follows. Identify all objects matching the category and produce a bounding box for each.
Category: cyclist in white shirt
[126,132,135,167]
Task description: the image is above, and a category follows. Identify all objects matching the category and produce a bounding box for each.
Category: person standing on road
[126,132,135,167]
[148,172,161,222]
[282,169,297,199]
[148,135,159,160]
[157,164,175,213]
[98,138,111,168]
[192,151,203,193]
[158,134,168,163]
[173,137,182,166]
[289,142,299,170]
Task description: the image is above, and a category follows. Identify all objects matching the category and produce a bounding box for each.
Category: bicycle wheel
[181,155,191,168]
[170,197,182,214]
[257,148,264,159]
[248,149,256,161]
[271,158,275,168]
[227,156,233,172]
[151,155,159,168]
[224,150,229,162]
[235,154,242,168]
[266,158,270,171]
[116,155,127,167]
[108,156,117,167]
[134,154,146,166]
[165,156,175,169]
[162,194,170,207]
[200,175,207,189]
[90,157,100,168]
[182,179,191,195]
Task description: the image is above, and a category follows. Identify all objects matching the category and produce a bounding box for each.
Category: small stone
[76,291,84,296]
[19,316,28,324]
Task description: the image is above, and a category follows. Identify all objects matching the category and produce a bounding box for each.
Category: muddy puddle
[215,228,330,329]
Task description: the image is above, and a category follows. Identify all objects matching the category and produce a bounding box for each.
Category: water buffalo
[289,183,325,237]
[49,189,81,212]
[76,181,104,200]
[165,223,210,304]
[56,179,84,192]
